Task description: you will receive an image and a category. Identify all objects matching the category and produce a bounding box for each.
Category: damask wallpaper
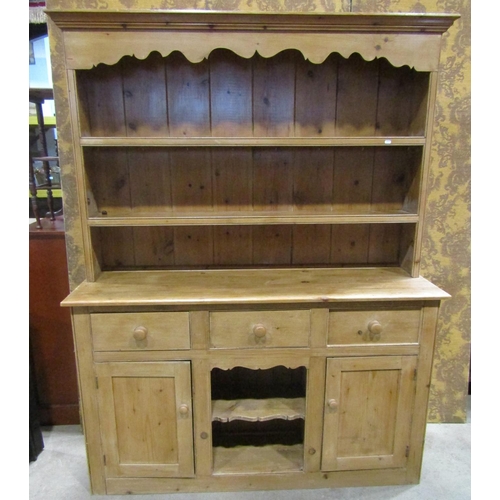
[46,0,471,423]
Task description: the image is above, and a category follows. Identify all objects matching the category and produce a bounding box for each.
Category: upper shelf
[80,137,426,147]
[87,210,419,227]
[47,10,459,71]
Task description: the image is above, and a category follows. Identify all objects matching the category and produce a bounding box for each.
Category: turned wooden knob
[368,320,382,340]
[179,404,189,415]
[133,326,148,341]
[253,324,267,338]
[327,399,338,412]
[368,320,382,334]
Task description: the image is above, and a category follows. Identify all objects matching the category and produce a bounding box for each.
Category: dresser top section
[62,268,449,308]
[47,9,458,72]
[46,9,458,34]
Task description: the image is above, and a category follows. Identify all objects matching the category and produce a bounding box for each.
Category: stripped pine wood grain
[166,52,210,137]
[212,398,305,423]
[48,5,456,494]
[213,444,304,475]
[122,52,168,137]
[61,268,449,308]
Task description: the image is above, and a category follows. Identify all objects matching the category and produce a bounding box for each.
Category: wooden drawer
[210,310,310,349]
[91,312,190,351]
[328,308,421,345]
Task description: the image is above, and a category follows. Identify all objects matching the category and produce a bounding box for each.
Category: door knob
[327,399,338,412]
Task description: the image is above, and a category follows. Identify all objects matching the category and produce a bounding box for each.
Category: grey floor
[29,397,471,500]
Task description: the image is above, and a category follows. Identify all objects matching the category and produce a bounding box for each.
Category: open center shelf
[211,366,307,475]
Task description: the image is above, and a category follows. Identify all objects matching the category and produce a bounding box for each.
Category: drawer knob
[368,320,382,340]
[327,399,338,412]
[253,324,267,338]
[133,326,148,341]
[179,404,189,416]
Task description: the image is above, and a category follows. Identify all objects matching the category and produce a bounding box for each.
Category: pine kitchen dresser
[46,2,458,494]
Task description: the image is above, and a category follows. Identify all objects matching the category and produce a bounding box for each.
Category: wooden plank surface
[61,268,449,307]
[121,52,168,137]
[212,149,253,211]
[336,54,378,136]
[376,59,429,137]
[87,212,419,226]
[295,54,338,137]
[212,398,305,422]
[212,444,303,475]
[210,50,253,137]
[166,52,210,137]
[94,223,414,270]
[253,51,295,137]
[80,137,426,147]
[104,467,409,494]
[77,62,126,137]
[292,148,334,211]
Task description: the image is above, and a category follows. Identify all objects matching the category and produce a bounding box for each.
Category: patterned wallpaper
[46,0,471,423]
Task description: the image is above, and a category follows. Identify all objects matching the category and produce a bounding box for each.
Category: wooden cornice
[46,10,459,34]
[47,10,459,71]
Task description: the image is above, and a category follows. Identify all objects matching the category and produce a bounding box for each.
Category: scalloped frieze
[210,360,309,371]
[64,31,443,71]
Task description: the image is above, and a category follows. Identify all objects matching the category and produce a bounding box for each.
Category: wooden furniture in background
[47,7,458,495]
[29,218,79,425]
[29,88,61,228]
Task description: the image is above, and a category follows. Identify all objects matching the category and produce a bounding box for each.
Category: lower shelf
[212,398,306,423]
[213,444,304,475]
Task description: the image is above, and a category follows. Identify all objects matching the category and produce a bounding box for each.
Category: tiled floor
[29,397,470,500]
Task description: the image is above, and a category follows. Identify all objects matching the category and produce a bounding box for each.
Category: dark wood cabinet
[29,218,79,425]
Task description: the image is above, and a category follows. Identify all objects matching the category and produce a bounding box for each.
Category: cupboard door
[321,356,416,471]
[95,361,194,478]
